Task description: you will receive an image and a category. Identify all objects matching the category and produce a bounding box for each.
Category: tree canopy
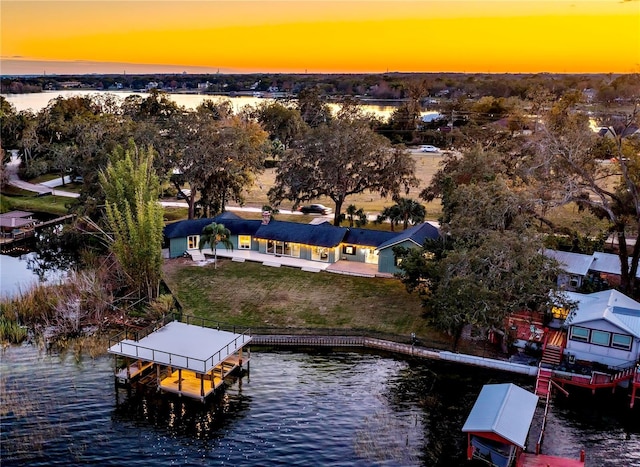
[269,110,419,225]
[400,147,569,344]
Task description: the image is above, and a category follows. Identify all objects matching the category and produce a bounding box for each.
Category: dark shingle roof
[343,228,397,247]
[376,222,440,250]
[163,212,261,239]
[255,220,347,248]
[165,213,440,252]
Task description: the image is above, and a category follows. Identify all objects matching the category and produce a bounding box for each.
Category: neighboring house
[0,211,36,238]
[543,249,593,291]
[543,249,639,291]
[589,251,633,289]
[563,289,640,368]
[163,212,440,275]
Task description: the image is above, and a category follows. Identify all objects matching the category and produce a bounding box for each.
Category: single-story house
[163,212,440,275]
[563,289,640,368]
[543,249,594,290]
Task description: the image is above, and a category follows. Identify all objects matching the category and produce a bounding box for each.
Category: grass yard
[162,257,459,351]
[0,190,72,216]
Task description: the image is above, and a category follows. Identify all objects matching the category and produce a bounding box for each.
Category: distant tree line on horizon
[2,71,638,106]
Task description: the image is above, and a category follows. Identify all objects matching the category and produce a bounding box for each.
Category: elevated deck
[108,316,251,401]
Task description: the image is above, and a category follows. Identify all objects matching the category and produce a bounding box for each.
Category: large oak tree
[269,111,419,225]
[526,98,640,293]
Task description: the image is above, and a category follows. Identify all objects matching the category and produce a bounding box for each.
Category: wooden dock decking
[518,452,585,467]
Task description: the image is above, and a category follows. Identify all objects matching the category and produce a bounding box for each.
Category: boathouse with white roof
[108,316,251,402]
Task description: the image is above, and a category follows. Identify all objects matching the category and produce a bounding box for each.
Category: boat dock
[108,315,251,402]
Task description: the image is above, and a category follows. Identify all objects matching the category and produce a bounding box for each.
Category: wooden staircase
[541,329,566,366]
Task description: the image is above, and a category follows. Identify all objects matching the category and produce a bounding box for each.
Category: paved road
[6,155,80,198]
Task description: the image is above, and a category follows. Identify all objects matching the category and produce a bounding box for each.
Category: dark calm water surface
[1,346,639,467]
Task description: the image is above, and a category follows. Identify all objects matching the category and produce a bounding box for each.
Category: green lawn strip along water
[164,259,455,349]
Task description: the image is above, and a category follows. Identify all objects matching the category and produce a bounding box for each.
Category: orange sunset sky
[1,0,639,75]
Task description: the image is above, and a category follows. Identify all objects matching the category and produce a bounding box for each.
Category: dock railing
[108,313,252,373]
[109,331,251,374]
[108,312,251,346]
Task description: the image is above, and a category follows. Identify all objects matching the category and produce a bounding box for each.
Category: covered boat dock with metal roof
[108,317,251,402]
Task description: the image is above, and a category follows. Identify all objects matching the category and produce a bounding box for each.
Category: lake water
[0,252,66,299]
[0,90,442,122]
[1,345,639,467]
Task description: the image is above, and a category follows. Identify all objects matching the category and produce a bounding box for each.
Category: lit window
[552,307,569,320]
[569,326,589,342]
[342,245,355,255]
[590,330,611,346]
[187,235,199,250]
[239,235,251,250]
[611,334,632,351]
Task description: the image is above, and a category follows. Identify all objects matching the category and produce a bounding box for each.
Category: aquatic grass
[1,268,115,344]
[0,316,27,344]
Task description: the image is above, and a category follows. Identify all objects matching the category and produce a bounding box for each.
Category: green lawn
[162,258,459,350]
[0,191,72,216]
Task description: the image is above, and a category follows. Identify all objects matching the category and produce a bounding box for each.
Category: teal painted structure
[163,213,440,274]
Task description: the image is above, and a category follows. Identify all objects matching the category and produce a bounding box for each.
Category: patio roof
[255,220,347,248]
[343,227,396,247]
[0,210,33,219]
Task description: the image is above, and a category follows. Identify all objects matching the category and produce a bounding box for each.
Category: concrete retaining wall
[251,335,536,377]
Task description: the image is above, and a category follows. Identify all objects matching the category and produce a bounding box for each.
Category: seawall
[251,335,538,377]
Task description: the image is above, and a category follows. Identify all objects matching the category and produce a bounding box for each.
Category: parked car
[177,189,191,200]
[420,145,440,153]
[299,204,332,215]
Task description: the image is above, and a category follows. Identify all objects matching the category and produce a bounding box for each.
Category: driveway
[6,155,80,198]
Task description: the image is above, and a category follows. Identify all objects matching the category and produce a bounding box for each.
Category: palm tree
[344,204,368,228]
[394,198,426,230]
[376,205,402,231]
[199,222,233,269]
[378,198,426,231]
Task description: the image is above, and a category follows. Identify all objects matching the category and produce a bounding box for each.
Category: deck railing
[108,313,252,373]
[109,327,252,374]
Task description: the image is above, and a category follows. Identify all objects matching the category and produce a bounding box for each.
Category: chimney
[261,210,271,225]
[11,217,15,227]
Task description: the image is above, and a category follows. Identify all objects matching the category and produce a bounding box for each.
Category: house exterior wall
[557,272,582,291]
[377,240,416,274]
[169,234,260,258]
[169,238,189,258]
[565,320,640,368]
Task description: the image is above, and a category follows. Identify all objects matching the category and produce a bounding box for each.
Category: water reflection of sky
[0,253,64,299]
[1,90,436,121]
